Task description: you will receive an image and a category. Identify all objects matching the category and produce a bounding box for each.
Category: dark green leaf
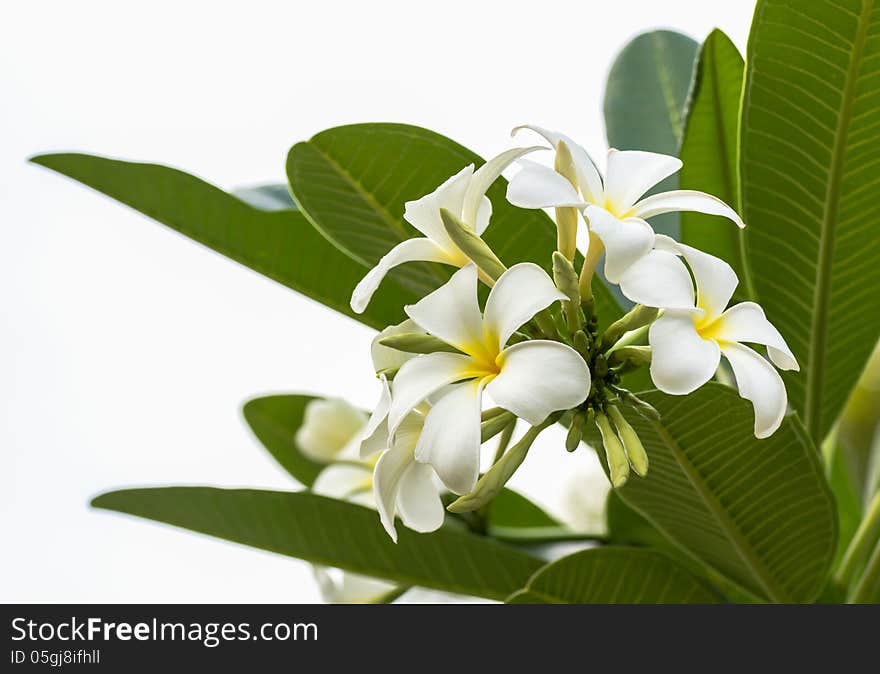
[604,30,699,240]
[92,488,543,601]
[585,383,837,603]
[507,547,719,603]
[242,394,325,487]
[679,29,748,298]
[30,153,412,330]
[740,0,880,442]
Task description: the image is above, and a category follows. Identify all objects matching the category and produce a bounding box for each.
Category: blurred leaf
[507,547,719,603]
[679,29,748,298]
[586,384,837,603]
[243,394,325,487]
[92,488,542,601]
[231,183,297,211]
[286,123,625,329]
[604,29,699,240]
[740,0,880,442]
[30,153,413,330]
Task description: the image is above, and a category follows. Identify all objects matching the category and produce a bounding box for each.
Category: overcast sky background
[1,0,754,602]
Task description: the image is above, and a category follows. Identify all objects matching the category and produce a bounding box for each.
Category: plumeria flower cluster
[345,124,797,540]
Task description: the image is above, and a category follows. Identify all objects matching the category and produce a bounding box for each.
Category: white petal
[360,377,392,459]
[295,398,368,463]
[312,566,396,604]
[631,190,745,228]
[585,205,655,283]
[603,149,682,213]
[415,380,484,494]
[483,263,566,351]
[404,263,484,353]
[370,319,424,374]
[649,311,721,395]
[721,342,788,438]
[388,351,475,433]
[403,165,473,243]
[397,462,445,533]
[714,302,799,371]
[677,242,739,321]
[618,249,695,309]
[463,146,544,224]
[512,125,604,202]
[506,160,587,209]
[372,444,412,542]
[312,464,374,508]
[487,341,590,425]
[350,238,455,314]
[475,196,492,235]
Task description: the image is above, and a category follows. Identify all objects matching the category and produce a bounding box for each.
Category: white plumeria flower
[294,398,368,463]
[505,125,744,286]
[643,236,799,439]
[359,378,445,542]
[388,262,591,494]
[350,147,540,313]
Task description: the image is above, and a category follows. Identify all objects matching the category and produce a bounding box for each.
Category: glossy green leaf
[585,384,837,603]
[507,547,719,604]
[604,30,699,239]
[286,123,625,329]
[679,29,749,298]
[740,0,880,442]
[30,153,413,330]
[92,488,542,601]
[242,394,325,487]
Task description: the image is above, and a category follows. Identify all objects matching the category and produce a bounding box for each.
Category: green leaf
[92,488,543,601]
[506,547,719,604]
[740,0,880,442]
[285,123,625,329]
[30,153,413,330]
[679,29,749,298]
[242,394,325,487]
[585,383,837,603]
[604,30,699,240]
[231,183,297,211]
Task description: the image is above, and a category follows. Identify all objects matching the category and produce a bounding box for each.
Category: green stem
[837,489,880,589]
[492,419,516,465]
[849,537,880,604]
[604,324,650,356]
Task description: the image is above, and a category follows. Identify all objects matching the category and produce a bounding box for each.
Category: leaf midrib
[650,417,787,602]
[804,0,874,442]
[651,31,685,142]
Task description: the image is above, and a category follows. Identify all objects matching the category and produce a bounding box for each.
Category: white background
[1,0,753,602]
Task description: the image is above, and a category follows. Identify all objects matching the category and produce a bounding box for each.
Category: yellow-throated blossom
[505,125,744,288]
[643,236,798,438]
[387,262,590,494]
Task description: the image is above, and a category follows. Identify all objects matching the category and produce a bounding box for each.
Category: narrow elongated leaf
[604,30,699,239]
[679,29,748,297]
[507,547,719,604]
[30,154,413,330]
[585,384,837,603]
[740,0,880,442]
[242,394,325,487]
[92,488,542,601]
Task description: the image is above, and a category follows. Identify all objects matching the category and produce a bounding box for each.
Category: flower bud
[608,405,649,477]
[552,251,582,333]
[378,332,460,355]
[440,208,507,282]
[554,140,580,260]
[609,345,652,372]
[601,304,659,350]
[595,412,629,488]
[565,412,585,452]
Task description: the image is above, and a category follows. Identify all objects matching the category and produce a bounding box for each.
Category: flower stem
[836,489,880,590]
[492,418,516,465]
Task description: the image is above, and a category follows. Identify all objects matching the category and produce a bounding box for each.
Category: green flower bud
[440,208,507,282]
[596,412,630,488]
[481,409,516,443]
[601,304,659,350]
[552,251,582,333]
[565,412,585,452]
[608,405,649,477]
[574,330,591,358]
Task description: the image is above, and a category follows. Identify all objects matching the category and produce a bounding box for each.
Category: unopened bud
[607,406,649,477]
[440,208,507,282]
[610,345,652,371]
[596,412,629,488]
[379,332,460,355]
[565,412,585,452]
[481,409,515,443]
[616,389,662,421]
[602,305,659,350]
[574,330,591,358]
